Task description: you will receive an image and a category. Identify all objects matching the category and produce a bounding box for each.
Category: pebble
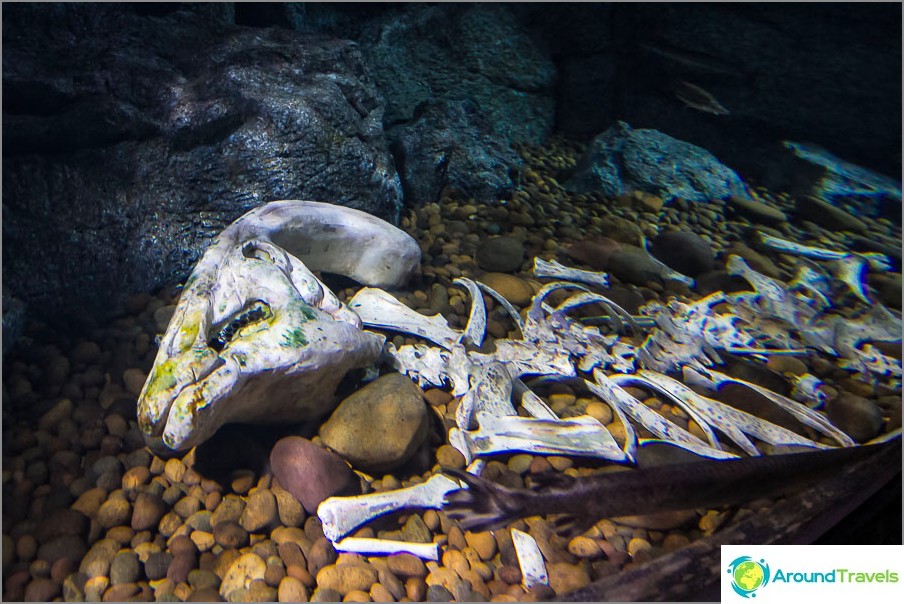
[220,552,266,599]
[464,530,497,560]
[650,230,715,277]
[131,492,167,531]
[97,497,132,528]
[826,393,884,443]
[585,401,614,425]
[144,551,173,580]
[607,247,664,286]
[213,521,249,549]
[436,444,466,470]
[727,195,787,224]
[316,563,378,596]
[25,577,61,602]
[386,553,427,579]
[546,561,591,597]
[795,195,868,233]
[568,536,603,559]
[240,488,278,532]
[36,534,87,566]
[476,236,525,273]
[79,537,119,578]
[477,273,535,306]
[565,237,622,270]
[278,576,309,602]
[119,368,146,396]
[110,551,141,584]
[766,356,809,376]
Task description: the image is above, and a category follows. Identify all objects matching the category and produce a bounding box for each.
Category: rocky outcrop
[2,4,402,326]
[565,121,749,203]
[388,100,523,204]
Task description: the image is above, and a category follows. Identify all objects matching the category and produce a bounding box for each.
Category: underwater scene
[2,3,902,602]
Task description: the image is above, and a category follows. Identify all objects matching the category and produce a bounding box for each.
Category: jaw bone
[138,200,420,452]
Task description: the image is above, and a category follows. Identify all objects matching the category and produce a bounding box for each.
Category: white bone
[317,474,462,542]
[757,232,892,271]
[532,257,609,289]
[332,537,440,561]
[449,414,628,465]
[511,529,549,590]
[349,287,460,348]
[454,278,487,347]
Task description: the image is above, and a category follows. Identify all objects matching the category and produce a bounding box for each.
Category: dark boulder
[388,99,522,204]
[2,4,402,327]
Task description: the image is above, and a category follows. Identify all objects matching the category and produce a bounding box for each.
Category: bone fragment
[513,379,560,420]
[332,537,440,561]
[454,278,487,347]
[456,363,517,430]
[828,255,871,303]
[449,415,629,465]
[511,529,549,590]
[757,232,892,271]
[349,287,460,348]
[317,474,462,542]
[532,257,610,289]
[477,281,525,334]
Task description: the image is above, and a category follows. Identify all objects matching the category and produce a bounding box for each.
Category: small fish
[673,80,730,115]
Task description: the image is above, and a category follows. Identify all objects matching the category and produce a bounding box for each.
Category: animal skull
[137,200,421,452]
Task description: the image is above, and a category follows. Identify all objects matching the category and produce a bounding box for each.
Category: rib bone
[349,287,460,348]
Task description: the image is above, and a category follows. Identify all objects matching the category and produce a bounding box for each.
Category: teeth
[332,537,440,561]
[511,529,549,590]
[317,474,462,542]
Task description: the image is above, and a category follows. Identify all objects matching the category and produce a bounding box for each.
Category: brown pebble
[72,487,107,518]
[547,561,590,596]
[131,492,166,531]
[241,488,279,532]
[423,389,453,407]
[436,444,467,470]
[317,563,378,596]
[369,581,395,602]
[465,530,498,560]
[187,586,224,602]
[278,576,309,602]
[24,577,60,602]
[97,497,132,529]
[307,536,337,577]
[213,521,249,549]
[386,553,428,579]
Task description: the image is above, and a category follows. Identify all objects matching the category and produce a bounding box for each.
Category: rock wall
[2,4,402,327]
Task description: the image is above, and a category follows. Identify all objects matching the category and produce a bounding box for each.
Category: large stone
[269,437,361,515]
[2,4,403,327]
[476,236,525,273]
[649,230,715,277]
[319,373,430,474]
[565,121,750,203]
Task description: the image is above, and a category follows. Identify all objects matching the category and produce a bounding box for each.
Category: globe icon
[734,561,765,591]
[728,556,770,598]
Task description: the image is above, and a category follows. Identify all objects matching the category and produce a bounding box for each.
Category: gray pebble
[110,551,140,584]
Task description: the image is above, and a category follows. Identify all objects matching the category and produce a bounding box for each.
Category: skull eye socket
[242,242,274,263]
[208,300,272,352]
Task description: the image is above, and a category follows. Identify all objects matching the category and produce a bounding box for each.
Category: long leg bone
[332,537,440,561]
[317,474,463,542]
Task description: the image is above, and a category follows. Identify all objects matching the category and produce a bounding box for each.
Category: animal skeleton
[139,200,900,576]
